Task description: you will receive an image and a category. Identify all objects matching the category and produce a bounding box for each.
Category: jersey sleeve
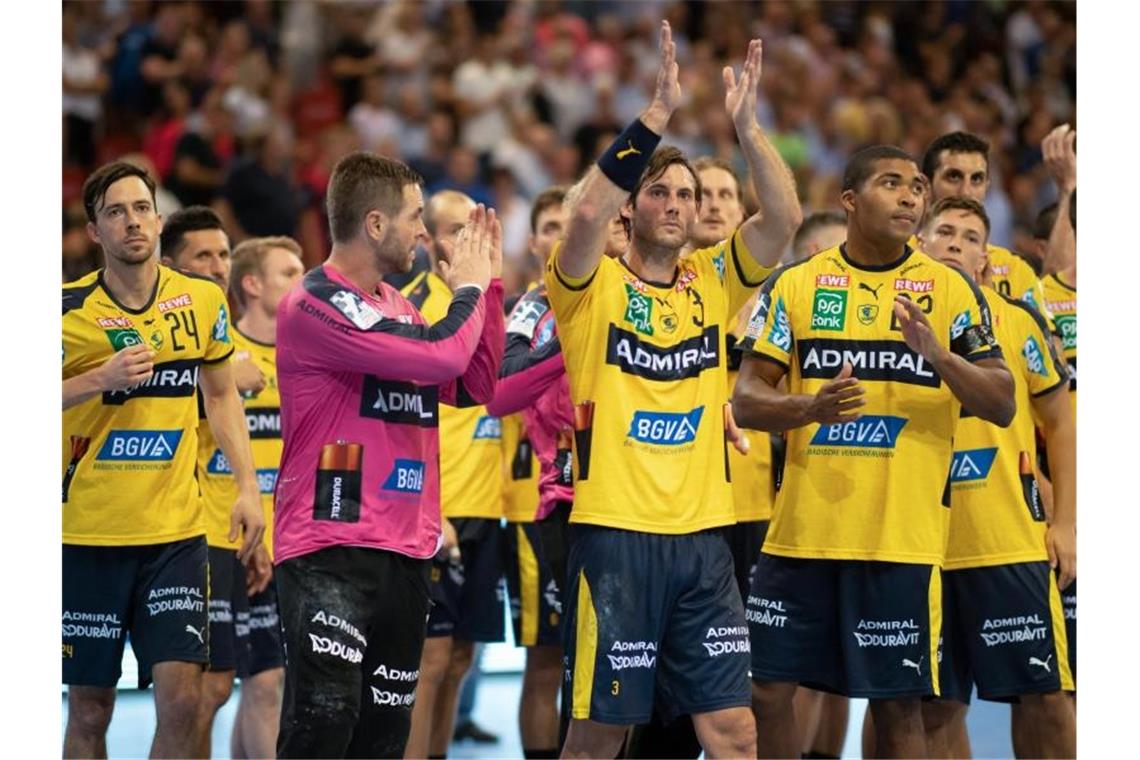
[694,228,774,321]
[1008,299,1069,397]
[202,281,235,365]
[485,291,565,417]
[546,240,600,327]
[737,265,794,369]
[1012,260,1057,334]
[285,282,488,385]
[440,279,505,407]
[946,269,1002,363]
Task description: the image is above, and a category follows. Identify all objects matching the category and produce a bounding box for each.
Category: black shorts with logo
[276,545,432,759]
[747,553,941,699]
[505,520,563,647]
[1061,577,1076,683]
[246,576,285,676]
[938,562,1073,704]
[724,520,769,605]
[426,518,506,642]
[207,546,251,676]
[563,525,751,725]
[62,536,209,688]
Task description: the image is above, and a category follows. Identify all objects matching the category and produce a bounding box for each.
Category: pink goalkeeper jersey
[273,264,504,563]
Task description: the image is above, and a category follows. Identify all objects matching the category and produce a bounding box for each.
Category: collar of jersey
[234,325,275,348]
[1050,271,1076,292]
[839,242,914,273]
[97,266,162,315]
[619,255,678,289]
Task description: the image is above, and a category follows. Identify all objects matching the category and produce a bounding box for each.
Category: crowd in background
[63,0,1076,290]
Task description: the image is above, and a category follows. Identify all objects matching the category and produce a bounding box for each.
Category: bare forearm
[62,369,105,410]
[204,391,258,494]
[732,375,813,433]
[934,354,1015,427]
[736,122,802,265]
[1043,418,1076,527]
[1044,189,1075,275]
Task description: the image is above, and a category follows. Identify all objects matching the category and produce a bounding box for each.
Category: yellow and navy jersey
[403,271,503,519]
[1041,273,1076,414]
[196,329,282,553]
[501,413,541,523]
[62,266,234,546]
[945,289,1068,569]
[546,228,773,534]
[738,245,1002,564]
[726,311,774,523]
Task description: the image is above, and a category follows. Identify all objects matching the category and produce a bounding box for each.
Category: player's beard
[109,240,157,266]
[374,228,413,274]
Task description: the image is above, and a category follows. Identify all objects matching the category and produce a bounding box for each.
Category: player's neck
[1057,265,1076,289]
[844,227,909,269]
[624,241,679,285]
[326,244,385,295]
[237,307,276,345]
[101,256,159,310]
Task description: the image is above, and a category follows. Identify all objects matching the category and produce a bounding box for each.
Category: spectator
[216,123,301,240]
[348,73,403,152]
[63,2,108,169]
[428,145,493,208]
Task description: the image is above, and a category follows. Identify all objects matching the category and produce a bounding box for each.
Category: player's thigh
[62,543,135,687]
[454,518,507,643]
[245,577,285,677]
[204,547,249,675]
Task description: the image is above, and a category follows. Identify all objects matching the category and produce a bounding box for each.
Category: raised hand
[724,38,763,130]
[438,204,493,292]
[1042,123,1076,193]
[893,296,945,364]
[651,20,682,115]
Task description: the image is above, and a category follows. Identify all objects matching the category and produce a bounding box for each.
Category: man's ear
[839,189,856,215]
[365,209,389,243]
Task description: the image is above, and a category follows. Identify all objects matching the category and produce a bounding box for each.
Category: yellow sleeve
[202,281,234,364]
[1010,301,1069,397]
[947,272,1002,363]
[546,240,601,326]
[713,229,776,321]
[737,266,794,369]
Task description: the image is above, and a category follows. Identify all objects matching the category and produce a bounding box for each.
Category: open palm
[724,38,763,129]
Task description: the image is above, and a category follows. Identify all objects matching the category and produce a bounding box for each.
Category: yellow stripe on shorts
[571,569,598,719]
[1049,573,1075,691]
[927,565,942,697]
[518,524,540,647]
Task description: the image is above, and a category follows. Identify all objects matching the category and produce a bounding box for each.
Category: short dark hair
[842,145,915,192]
[927,196,991,239]
[793,211,846,254]
[1033,203,1059,240]
[326,152,424,244]
[160,206,226,259]
[692,156,743,202]
[530,186,568,234]
[82,161,158,223]
[921,131,990,181]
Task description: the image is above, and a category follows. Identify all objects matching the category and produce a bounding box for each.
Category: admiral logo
[361,378,438,426]
[157,294,193,313]
[853,618,920,648]
[246,408,281,439]
[605,325,720,382]
[96,430,183,462]
[816,274,849,288]
[894,278,934,293]
[799,339,939,387]
[979,614,1047,647]
[103,359,201,404]
[810,416,907,449]
[950,447,998,483]
[628,406,704,446]
[473,415,502,440]
[383,459,425,494]
[606,641,656,671]
[96,316,134,328]
[373,664,419,681]
[1023,336,1049,377]
[330,289,384,330]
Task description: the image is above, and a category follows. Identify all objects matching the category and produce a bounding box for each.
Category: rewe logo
[96,430,183,461]
[628,406,704,445]
[810,415,907,449]
[950,447,998,483]
[816,274,849,288]
[894,278,934,293]
[1029,654,1053,673]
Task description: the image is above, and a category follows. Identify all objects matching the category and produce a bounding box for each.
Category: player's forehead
[263,246,303,271]
[99,176,154,209]
[536,204,568,229]
[176,229,230,261]
[933,208,986,234]
[400,183,427,215]
[936,150,988,175]
[644,163,697,192]
[698,166,737,193]
[869,158,922,183]
[428,192,472,228]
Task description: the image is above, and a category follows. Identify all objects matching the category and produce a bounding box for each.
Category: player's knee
[869,697,921,727]
[418,641,452,685]
[447,641,475,680]
[563,719,627,758]
[244,669,284,708]
[751,680,796,715]
[68,691,115,736]
[201,673,235,712]
[157,688,202,734]
[921,699,964,732]
[704,708,757,756]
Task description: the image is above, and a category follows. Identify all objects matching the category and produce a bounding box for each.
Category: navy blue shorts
[505,520,563,647]
[246,576,285,676]
[63,536,209,688]
[426,518,506,641]
[563,526,751,725]
[938,562,1073,703]
[207,546,251,676]
[724,520,769,605]
[747,553,941,699]
[1061,577,1076,683]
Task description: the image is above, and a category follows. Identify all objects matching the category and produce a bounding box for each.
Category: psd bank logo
[96,430,183,461]
[628,406,704,445]
[950,448,998,483]
[810,415,907,448]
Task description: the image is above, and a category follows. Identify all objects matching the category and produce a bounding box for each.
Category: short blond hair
[229,236,303,310]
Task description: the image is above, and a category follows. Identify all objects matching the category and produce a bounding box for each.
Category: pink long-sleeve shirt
[273,264,504,563]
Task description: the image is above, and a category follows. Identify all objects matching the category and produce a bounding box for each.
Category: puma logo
[859,282,883,299]
[616,141,642,160]
[901,657,923,675]
[1029,654,1053,673]
[186,625,205,644]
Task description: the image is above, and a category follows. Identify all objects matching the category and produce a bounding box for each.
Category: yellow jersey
[739,245,1002,564]
[196,396,239,550]
[1041,273,1076,415]
[403,271,503,519]
[63,266,233,546]
[727,313,774,523]
[501,413,541,522]
[547,229,772,534]
[945,289,1068,570]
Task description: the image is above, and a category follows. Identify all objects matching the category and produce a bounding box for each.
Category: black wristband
[597,118,662,192]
